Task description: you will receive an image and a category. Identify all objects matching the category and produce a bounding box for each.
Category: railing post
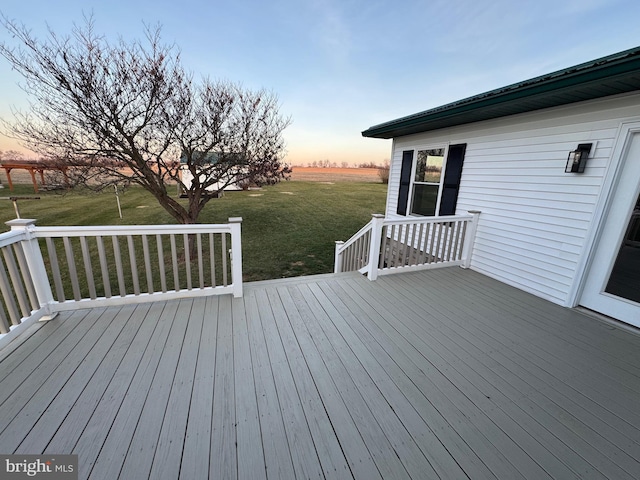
[334,241,345,273]
[5,219,57,319]
[367,214,385,281]
[461,211,481,269]
[228,217,243,298]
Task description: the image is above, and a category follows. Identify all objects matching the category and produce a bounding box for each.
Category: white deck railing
[335,211,480,280]
[0,218,243,344]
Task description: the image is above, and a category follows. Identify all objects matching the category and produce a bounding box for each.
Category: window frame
[408,144,449,217]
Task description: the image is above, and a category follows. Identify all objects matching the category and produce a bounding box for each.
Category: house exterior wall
[386,92,640,306]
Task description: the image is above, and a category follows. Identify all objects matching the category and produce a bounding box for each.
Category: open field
[0,166,384,190]
[290,167,382,183]
[0,181,387,281]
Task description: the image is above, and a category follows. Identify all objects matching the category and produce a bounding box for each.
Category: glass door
[604,194,640,303]
[580,131,640,327]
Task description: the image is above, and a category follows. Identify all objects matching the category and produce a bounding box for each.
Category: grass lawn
[0,181,387,281]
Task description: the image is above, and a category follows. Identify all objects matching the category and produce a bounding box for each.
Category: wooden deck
[1,267,639,479]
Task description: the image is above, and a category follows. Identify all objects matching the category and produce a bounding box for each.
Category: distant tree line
[302,160,388,169]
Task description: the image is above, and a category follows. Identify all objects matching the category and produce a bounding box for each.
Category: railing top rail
[336,220,373,253]
[0,229,27,248]
[382,213,473,227]
[31,223,236,237]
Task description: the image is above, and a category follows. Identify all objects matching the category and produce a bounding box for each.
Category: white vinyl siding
[385,92,640,305]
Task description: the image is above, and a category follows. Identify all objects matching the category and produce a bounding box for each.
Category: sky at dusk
[1,0,639,166]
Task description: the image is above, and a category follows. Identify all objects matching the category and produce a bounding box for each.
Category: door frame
[571,120,640,322]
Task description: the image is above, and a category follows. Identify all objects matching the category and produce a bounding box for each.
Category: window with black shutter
[396,143,466,217]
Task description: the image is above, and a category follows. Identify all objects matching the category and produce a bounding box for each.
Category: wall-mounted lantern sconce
[565,143,593,173]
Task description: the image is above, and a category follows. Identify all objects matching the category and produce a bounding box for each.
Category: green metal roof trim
[363,46,640,139]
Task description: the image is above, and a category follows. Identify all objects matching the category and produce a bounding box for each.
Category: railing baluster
[380,225,389,268]
[221,233,228,287]
[3,245,30,316]
[443,222,451,262]
[13,243,38,310]
[352,238,358,269]
[96,236,111,298]
[363,230,371,269]
[170,234,179,291]
[80,236,97,300]
[416,223,425,264]
[62,237,81,301]
[446,222,454,261]
[425,223,435,264]
[197,233,204,289]
[401,224,410,267]
[0,253,20,325]
[0,294,10,333]
[435,223,444,263]
[389,225,398,267]
[112,236,126,297]
[127,235,140,296]
[157,235,167,293]
[184,233,192,291]
[408,222,417,265]
[141,235,153,294]
[210,233,216,287]
[0,253,12,330]
[459,221,468,261]
[451,221,461,261]
[420,223,427,262]
[46,238,65,301]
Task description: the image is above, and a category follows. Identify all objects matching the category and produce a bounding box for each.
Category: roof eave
[362,48,640,139]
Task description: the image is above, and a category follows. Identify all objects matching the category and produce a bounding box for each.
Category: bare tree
[378,159,390,184]
[0,16,291,224]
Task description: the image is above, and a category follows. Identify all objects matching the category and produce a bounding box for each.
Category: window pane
[411,184,439,216]
[415,149,444,183]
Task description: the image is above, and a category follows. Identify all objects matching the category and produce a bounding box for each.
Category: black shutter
[397,150,414,215]
[439,143,467,216]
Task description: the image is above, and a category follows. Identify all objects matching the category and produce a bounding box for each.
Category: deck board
[319,279,527,480]
[386,272,640,478]
[266,286,355,479]
[82,300,180,479]
[289,284,387,480]
[149,298,206,480]
[360,281,611,479]
[292,283,411,480]
[243,289,296,479]
[179,296,219,480]
[1,268,639,479]
[233,295,266,480]
[254,287,325,479]
[210,295,237,480]
[15,304,143,454]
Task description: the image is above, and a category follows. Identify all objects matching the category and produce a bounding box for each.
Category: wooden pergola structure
[0,159,69,193]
